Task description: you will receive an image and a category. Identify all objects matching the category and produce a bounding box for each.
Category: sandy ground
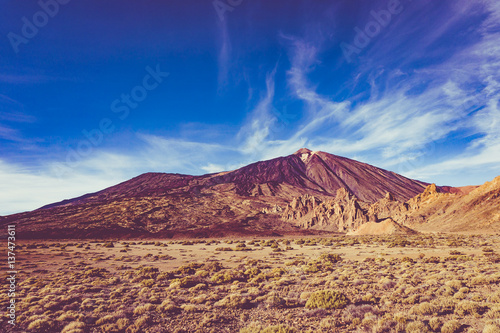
[15,237,493,274]
[3,235,499,332]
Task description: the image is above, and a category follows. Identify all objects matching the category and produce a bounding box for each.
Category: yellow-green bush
[210,270,244,284]
[61,320,85,333]
[429,317,442,331]
[169,276,200,288]
[455,300,483,317]
[28,318,56,332]
[410,302,438,315]
[406,321,429,333]
[157,300,180,313]
[305,290,349,310]
[214,294,250,308]
[133,303,156,315]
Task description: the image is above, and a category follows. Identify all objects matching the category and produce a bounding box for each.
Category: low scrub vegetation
[3,234,499,332]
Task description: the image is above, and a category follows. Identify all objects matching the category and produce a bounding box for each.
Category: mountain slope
[0,148,438,238]
[46,148,428,206]
[398,176,500,233]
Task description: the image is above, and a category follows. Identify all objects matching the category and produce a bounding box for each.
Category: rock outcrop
[281,178,500,234]
[281,189,369,232]
[280,189,357,232]
[367,192,408,221]
[348,218,418,235]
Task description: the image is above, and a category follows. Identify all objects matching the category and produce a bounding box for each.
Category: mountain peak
[293,148,318,163]
[294,148,312,155]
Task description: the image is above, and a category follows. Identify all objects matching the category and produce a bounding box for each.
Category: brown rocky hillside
[277,177,500,235]
[0,148,439,238]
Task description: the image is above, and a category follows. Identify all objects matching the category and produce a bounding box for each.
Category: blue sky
[1,0,500,215]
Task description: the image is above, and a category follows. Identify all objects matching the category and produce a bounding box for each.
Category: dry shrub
[84,268,108,278]
[158,300,180,313]
[342,304,377,323]
[211,270,245,284]
[445,280,463,290]
[319,316,340,329]
[96,314,115,325]
[429,317,442,331]
[441,320,461,333]
[214,294,250,309]
[361,292,377,304]
[488,292,500,304]
[27,318,55,332]
[61,321,85,333]
[135,266,159,279]
[410,302,438,315]
[455,300,483,317]
[56,311,83,322]
[181,304,198,312]
[485,306,500,319]
[101,318,130,333]
[133,303,156,315]
[305,290,349,310]
[433,297,457,314]
[406,321,430,333]
[263,293,285,309]
[195,269,209,278]
[190,294,208,304]
[379,277,397,289]
[140,279,154,287]
[134,315,151,329]
[176,262,204,275]
[203,261,224,272]
[189,283,207,293]
[471,275,493,286]
[169,276,201,288]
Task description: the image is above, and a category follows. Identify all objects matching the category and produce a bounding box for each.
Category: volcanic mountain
[0,148,465,238]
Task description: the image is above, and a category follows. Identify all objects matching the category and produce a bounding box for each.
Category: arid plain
[1,234,500,332]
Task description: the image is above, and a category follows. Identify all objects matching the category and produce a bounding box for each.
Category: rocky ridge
[279,177,500,234]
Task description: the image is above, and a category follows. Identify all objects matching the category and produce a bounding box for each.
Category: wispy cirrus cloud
[0,158,127,215]
[138,134,236,174]
[216,16,232,91]
[397,0,500,183]
[242,0,500,184]
[286,39,351,139]
[0,94,35,143]
[237,68,277,156]
[0,73,77,84]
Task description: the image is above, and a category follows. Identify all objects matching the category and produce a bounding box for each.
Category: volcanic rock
[348,218,418,235]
